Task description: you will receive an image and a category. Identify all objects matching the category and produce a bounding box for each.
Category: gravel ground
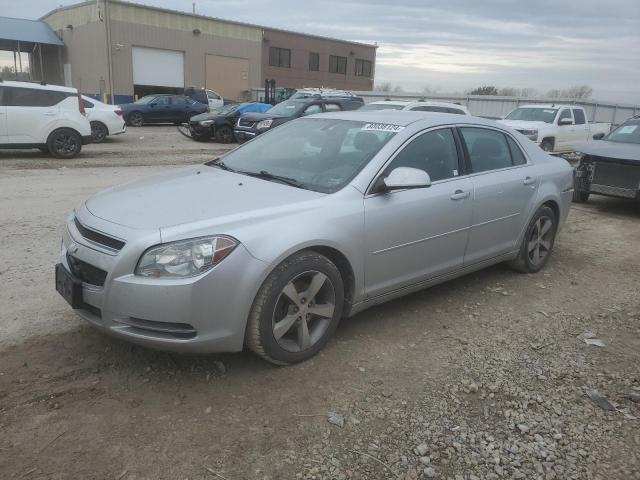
[0,130,638,479]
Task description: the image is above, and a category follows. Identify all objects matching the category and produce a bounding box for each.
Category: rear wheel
[47,128,82,159]
[508,205,557,273]
[214,125,233,144]
[540,139,554,152]
[246,251,344,365]
[90,121,108,143]
[127,111,144,127]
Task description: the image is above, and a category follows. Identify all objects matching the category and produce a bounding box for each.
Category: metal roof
[0,16,63,52]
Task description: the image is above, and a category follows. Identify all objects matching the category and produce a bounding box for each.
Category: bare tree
[520,87,538,98]
[392,85,405,94]
[374,82,393,93]
[468,86,498,95]
[498,87,518,97]
[546,85,593,99]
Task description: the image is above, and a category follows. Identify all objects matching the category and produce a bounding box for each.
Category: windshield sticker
[618,125,637,134]
[362,123,404,133]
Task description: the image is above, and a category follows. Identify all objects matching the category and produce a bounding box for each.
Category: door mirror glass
[383,167,431,190]
[593,132,605,140]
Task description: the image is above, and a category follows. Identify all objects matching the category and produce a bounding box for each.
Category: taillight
[77,93,85,115]
[114,109,123,116]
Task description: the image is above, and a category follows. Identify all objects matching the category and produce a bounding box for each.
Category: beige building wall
[262,29,376,91]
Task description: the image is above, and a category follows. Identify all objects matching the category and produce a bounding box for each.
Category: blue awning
[0,16,63,52]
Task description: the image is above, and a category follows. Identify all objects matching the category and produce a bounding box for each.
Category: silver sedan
[56,111,574,364]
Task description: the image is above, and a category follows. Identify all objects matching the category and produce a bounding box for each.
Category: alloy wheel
[272,271,336,353]
[53,133,79,155]
[91,122,107,143]
[129,112,143,127]
[527,215,553,266]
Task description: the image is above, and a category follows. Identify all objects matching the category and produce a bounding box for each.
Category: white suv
[0,80,92,158]
[360,100,472,115]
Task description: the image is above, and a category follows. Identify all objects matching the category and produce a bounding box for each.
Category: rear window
[2,86,70,107]
[460,128,513,173]
[572,108,586,125]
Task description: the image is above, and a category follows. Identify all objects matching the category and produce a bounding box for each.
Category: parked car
[360,100,471,115]
[56,111,573,364]
[186,102,272,142]
[81,95,126,143]
[184,86,224,110]
[572,115,640,203]
[234,97,363,143]
[499,105,611,153]
[0,80,91,158]
[289,88,364,102]
[119,94,208,127]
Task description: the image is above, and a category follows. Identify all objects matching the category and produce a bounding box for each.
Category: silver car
[56,111,573,364]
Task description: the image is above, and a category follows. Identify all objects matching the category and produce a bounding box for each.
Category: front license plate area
[55,263,83,309]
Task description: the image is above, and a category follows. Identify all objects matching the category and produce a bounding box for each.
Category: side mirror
[381,167,431,191]
[593,132,605,140]
[558,118,572,126]
[149,103,157,107]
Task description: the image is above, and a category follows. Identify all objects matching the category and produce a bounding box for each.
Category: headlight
[135,236,238,278]
[199,120,214,126]
[256,119,273,129]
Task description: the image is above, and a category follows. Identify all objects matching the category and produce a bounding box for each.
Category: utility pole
[103,0,115,104]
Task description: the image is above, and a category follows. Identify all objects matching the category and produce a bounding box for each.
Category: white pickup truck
[499,104,611,154]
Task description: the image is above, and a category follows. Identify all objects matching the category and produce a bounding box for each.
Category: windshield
[505,107,558,123]
[135,96,157,105]
[208,118,399,193]
[359,103,405,111]
[605,119,640,144]
[267,100,306,117]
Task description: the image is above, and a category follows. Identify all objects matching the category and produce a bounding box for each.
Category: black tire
[214,125,234,144]
[245,250,345,365]
[540,139,554,153]
[127,111,144,127]
[192,133,210,142]
[572,189,589,203]
[47,128,82,159]
[90,121,108,143]
[508,205,558,273]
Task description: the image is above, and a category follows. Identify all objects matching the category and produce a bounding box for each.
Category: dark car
[186,102,271,143]
[234,97,364,143]
[120,94,208,127]
[573,115,640,203]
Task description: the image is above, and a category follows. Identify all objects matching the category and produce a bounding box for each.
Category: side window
[207,90,221,100]
[506,136,527,166]
[302,104,322,116]
[460,128,512,173]
[82,99,94,109]
[572,108,586,125]
[4,87,68,107]
[156,96,171,105]
[386,128,460,182]
[448,108,466,115]
[324,103,342,112]
[558,109,573,125]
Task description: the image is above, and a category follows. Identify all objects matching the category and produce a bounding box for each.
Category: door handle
[523,176,536,186]
[450,190,470,200]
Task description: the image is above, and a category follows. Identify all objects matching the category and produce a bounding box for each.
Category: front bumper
[58,209,269,353]
[233,129,258,143]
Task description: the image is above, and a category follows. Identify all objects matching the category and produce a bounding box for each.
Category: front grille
[238,119,255,128]
[74,217,125,251]
[113,317,197,339]
[592,158,640,190]
[66,254,108,287]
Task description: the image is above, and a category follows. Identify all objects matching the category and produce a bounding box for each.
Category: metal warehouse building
[38,0,377,104]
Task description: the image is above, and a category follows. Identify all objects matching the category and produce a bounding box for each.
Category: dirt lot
[0,129,639,480]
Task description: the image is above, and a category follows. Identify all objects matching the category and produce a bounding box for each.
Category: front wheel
[540,139,554,152]
[214,125,234,144]
[508,205,558,273]
[47,128,82,159]
[245,251,344,365]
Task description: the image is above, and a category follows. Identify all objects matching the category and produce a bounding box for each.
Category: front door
[364,127,474,297]
[458,127,539,264]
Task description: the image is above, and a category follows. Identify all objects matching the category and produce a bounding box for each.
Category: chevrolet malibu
[56,112,574,365]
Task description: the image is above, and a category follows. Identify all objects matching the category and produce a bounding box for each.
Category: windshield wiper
[243,170,307,189]
[205,158,235,172]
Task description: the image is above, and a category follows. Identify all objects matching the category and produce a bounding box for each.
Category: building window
[355,59,372,77]
[329,55,347,75]
[269,47,291,68]
[309,52,319,71]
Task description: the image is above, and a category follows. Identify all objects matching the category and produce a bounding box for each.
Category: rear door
[459,127,539,264]
[147,96,172,122]
[0,87,7,143]
[364,127,473,297]
[5,86,67,144]
[206,89,223,109]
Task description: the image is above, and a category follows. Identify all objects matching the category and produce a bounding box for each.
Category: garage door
[132,47,184,88]
[205,55,249,101]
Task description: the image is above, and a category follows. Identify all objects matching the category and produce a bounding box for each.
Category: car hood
[190,111,232,122]
[85,165,325,231]
[498,120,551,131]
[574,140,640,162]
[239,112,287,122]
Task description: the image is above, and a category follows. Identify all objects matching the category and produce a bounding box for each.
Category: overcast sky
[5,0,640,103]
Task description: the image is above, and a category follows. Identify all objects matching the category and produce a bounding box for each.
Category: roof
[0,80,76,92]
[0,16,63,52]
[40,0,377,49]
[310,110,497,127]
[519,104,577,109]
